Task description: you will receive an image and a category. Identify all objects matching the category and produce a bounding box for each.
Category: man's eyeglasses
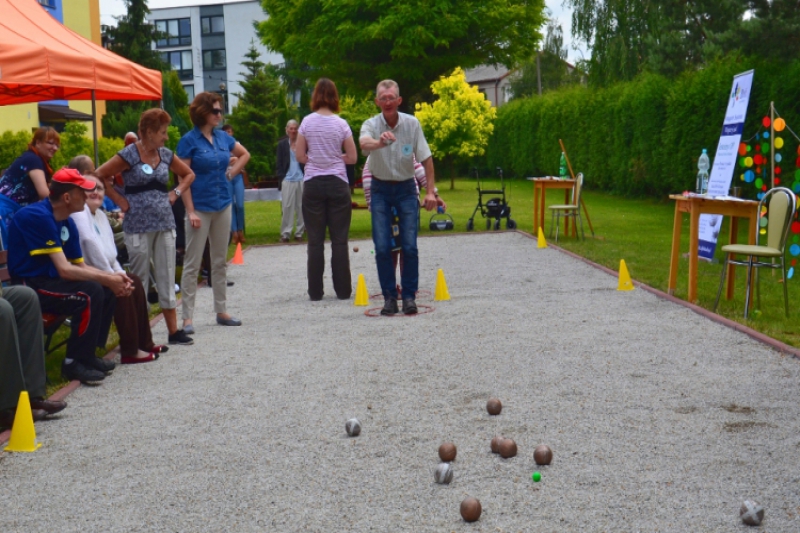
[211,109,223,115]
[377,96,398,103]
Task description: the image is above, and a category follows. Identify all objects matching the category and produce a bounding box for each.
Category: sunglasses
[211,109,223,115]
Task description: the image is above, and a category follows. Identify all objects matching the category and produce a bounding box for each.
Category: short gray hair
[67,155,95,175]
[376,80,399,98]
[286,119,298,128]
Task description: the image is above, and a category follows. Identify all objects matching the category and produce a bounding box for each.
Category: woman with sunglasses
[0,127,60,246]
[177,92,250,334]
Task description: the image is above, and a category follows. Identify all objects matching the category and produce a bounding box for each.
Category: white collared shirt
[360,112,432,182]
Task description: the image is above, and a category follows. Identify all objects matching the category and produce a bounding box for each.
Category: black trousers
[16,277,115,364]
[301,176,352,300]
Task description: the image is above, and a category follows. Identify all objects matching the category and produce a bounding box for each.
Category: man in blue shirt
[8,169,133,384]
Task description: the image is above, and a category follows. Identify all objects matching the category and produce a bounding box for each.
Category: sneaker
[402,298,418,315]
[168,329,194,345]
[381,298,399,316]
[86,356,116,374]
[62,361,105,384]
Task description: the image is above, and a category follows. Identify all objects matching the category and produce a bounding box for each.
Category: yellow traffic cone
[4,391,41,452]
[354,274,369,306]
[434,268,450,301]
[618,259,635,291]
[537,227,547,248]
[232,243,244,265]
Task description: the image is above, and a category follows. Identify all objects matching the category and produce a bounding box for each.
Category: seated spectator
[7,168,134,384]
[70,175,167,364]
[0,127,60,246]
[0,285,67,428]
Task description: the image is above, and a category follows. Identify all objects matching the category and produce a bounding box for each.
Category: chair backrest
[571,172,584,206]
[757,187,797,251]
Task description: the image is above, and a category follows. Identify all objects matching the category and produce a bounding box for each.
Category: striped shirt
[298,112,352,182]
[359,112,432,182]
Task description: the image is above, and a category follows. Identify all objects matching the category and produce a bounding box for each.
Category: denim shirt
[177,127,236,212]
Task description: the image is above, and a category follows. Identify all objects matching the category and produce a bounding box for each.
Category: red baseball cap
[51,168,96,191]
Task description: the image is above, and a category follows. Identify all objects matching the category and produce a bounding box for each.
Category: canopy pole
[91,90,99,167]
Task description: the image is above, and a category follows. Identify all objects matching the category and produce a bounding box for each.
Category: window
[203,49,226,69]
[155,18,191,48]
[201,16,225,35]
[160,51,193,81]
[184,85,195,101]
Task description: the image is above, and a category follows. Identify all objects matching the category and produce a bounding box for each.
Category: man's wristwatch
[173,188,181,197]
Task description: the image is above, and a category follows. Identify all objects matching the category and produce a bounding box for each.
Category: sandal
[121,352,159,365]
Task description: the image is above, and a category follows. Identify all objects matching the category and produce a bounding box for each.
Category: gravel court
[2,231,800,532]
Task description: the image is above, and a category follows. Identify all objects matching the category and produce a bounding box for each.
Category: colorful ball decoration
[774,117,786,131]
[763,116,771,128]
[775,137,784,149]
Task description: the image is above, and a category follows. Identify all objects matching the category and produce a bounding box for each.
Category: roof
[0,0,162,105]
[464,65,514,84]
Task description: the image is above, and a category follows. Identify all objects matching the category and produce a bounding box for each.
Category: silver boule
[345,418,361,437]
[434,462,453,484]
[740,500,764,526]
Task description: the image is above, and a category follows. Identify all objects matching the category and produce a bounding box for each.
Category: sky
[99,0,588,64]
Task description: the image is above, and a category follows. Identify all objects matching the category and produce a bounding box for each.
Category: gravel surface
[2,232,800,532]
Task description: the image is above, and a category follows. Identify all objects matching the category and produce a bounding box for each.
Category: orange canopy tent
[0,0,162,105]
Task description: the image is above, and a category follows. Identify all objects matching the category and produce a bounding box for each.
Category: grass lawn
[44,175,799,391]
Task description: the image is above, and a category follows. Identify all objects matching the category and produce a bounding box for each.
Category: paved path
[2,232,799,532]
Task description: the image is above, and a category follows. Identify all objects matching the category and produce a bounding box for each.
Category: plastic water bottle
[559,152,567,179]
[696,148,710,194]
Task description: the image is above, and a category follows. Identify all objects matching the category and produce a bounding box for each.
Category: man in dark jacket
[276,120,305,242]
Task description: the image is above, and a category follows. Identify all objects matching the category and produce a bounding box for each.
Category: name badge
[402,144,413,156]
[61,226,70,242]
[142,164,154,175]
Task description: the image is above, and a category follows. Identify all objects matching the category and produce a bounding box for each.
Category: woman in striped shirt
[295,78,357,301]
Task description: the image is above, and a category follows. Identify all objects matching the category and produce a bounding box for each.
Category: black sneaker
[86,356,116,374]
[62,361,106,384]
[381,298,399,316]
[402,298,418,315]
[168,329,194,345]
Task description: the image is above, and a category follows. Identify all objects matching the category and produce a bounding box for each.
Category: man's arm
[420,157,437,211]
[49,251,132,296]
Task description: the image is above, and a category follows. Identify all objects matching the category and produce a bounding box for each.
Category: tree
[414,68,497,189]
[103,0,164,71]
[258,0,547,106]
[509,17,583,99]
[339,93,379,168]
[226,42,294,179]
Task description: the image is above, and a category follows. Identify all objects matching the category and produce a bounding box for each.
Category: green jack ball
[532,472,541,482]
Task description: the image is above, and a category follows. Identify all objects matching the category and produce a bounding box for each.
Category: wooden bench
[0,249,70,354]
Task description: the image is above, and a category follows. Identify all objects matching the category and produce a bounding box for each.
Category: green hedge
[487,54,800,197]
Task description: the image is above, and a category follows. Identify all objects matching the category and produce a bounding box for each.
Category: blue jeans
[229,174,245,232]
[371,178,419,300]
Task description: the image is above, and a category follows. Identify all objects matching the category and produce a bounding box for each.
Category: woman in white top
[296,78,358,300]
[70,174,165,364]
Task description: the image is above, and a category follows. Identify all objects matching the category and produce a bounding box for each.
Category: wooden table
[668,194,758,303]
[530,178,576,236]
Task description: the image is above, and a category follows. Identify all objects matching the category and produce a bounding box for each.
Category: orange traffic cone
[232,243,244,265]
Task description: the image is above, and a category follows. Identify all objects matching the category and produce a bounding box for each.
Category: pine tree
[104,0,164,71]
[227,42,293,179]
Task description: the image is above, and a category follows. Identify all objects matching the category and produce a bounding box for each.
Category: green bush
[0,130,31,171]
[488,54,800,197]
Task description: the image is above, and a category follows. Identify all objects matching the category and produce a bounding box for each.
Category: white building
[146,0,282,112]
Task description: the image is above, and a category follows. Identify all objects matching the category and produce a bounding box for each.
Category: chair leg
[782,260,790,317]
[714,255,728,311]
[549,210,555,239]
[577,212,585,240]
[744,258,755,319]
[554,213,560,242]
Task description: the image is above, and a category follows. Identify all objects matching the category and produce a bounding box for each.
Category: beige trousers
[280,180,305,239]
[181,205,232,319]
[124,229,177,310]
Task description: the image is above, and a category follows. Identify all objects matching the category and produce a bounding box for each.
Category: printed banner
[697,69,755,261]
